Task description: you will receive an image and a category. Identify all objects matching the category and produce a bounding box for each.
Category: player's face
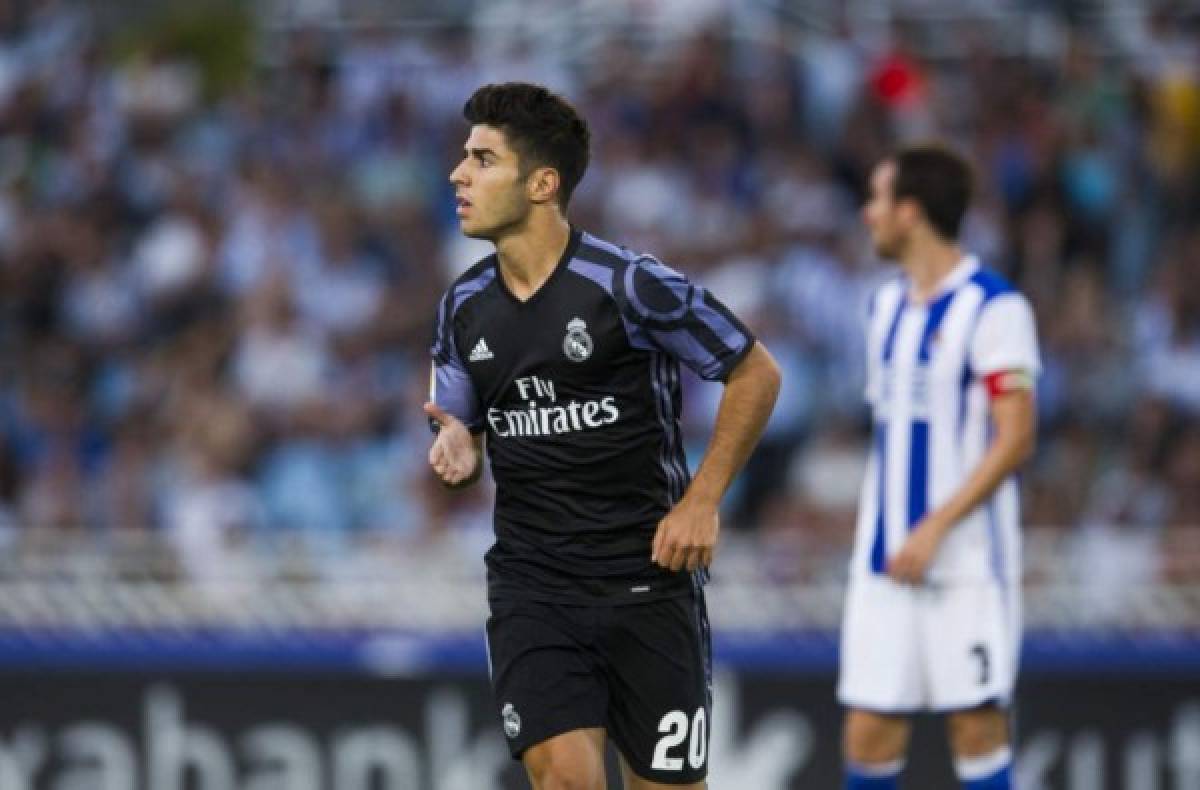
[862,161,907,260]
[449,125,531,241]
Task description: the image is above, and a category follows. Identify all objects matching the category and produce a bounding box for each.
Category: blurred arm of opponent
[652,341,782,573]
[888,378,1036,584]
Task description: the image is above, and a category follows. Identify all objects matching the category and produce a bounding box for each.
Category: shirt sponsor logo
[878,363,931,420]
[487,375,619,438]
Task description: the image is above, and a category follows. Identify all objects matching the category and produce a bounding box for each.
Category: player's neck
[494,213,571,301]
[900,237,963,304]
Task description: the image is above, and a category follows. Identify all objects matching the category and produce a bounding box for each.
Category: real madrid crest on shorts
[562,317,593,362]
[501,702,521,738]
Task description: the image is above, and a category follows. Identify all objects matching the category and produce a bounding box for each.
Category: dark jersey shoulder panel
[570,233,756,382]
[430,229,755,603]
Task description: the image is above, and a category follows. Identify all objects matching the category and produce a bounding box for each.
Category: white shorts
[837,574,1020,713]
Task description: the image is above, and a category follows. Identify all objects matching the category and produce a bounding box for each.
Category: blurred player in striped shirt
[839,144,1040,790]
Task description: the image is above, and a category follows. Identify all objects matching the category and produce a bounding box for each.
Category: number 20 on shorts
[651,707,707,771]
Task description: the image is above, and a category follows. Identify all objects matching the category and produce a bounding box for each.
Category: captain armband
[983,370,1034,399]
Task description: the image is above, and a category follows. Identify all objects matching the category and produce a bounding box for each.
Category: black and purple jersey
[430,228,755,603]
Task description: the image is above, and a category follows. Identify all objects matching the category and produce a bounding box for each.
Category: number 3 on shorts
[651,708,707,771]
[970,643,990,685]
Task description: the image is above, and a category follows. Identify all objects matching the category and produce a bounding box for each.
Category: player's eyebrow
[466,147,499,160]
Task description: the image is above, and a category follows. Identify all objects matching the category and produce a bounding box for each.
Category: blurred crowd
[1,0,1199,580]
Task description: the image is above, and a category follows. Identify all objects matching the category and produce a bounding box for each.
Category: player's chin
[459,220,494,241]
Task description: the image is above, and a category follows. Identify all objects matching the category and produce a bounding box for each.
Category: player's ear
[896,196,922,229]
[526,166,560,206]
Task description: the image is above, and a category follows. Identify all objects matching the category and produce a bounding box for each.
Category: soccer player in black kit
[426,82,781,790]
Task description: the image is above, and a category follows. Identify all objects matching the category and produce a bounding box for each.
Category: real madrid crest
[502,702,521,738]
[562,316,593,362]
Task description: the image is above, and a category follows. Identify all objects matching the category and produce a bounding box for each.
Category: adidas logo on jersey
[468,338,494,362]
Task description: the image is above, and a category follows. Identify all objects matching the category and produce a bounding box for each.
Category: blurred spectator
[0,0,1197,584]
[231,274,330,412]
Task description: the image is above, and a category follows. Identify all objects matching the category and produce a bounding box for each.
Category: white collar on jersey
[907,254,979,305]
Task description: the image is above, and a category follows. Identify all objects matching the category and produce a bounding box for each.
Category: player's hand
[424,402,479,486]
[887,516,946,584]
[651,498,719,572]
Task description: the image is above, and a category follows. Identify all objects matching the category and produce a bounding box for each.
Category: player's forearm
[683,342,781,507]
[926,393,1036,538]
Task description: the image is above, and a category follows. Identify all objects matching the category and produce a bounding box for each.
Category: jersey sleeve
[968,292,1041,379]
[623,256,756,381]
[430,291,484,433]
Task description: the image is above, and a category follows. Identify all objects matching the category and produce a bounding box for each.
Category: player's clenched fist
[651,498,719,572]
[424,402,480,487]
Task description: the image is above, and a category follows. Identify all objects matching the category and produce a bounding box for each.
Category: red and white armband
[982,370,1034,399]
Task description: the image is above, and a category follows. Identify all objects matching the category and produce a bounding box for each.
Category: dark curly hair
[463,82,590,209]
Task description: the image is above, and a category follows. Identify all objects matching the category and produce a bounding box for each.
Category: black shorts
[485,591,712,784]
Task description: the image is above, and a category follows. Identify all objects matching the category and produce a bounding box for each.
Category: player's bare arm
[652,341,781,572]
[423,402,484,488]
[888,382,1036,584]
